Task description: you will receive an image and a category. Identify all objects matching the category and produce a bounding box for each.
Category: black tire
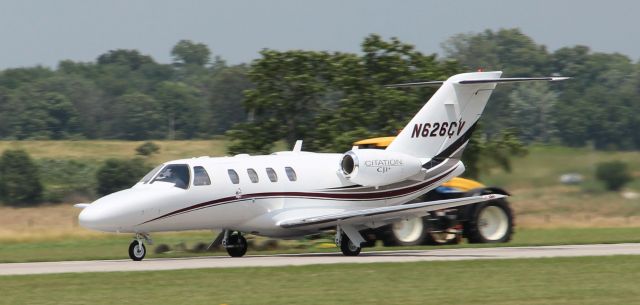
[340,234,361,256]
[128,240,146,261]
[465,199,514,243]
[381,217,429,246]
[226,234,248,257]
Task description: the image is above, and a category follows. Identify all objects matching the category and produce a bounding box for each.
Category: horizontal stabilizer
[458,76,570,84]
[74,203,90,209]
[385,81,444,88]
[279,194,506,229]
[385,76,569,88]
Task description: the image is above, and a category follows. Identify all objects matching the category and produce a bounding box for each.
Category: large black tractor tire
[465,198,514,243]
[226,234,248,257]
[381,217,430,247]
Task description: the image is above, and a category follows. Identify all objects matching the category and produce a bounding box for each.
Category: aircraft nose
[78,205,113,231]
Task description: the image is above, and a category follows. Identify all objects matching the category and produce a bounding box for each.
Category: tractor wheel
[465,199,514,243]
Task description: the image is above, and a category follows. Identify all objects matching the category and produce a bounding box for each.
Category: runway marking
[2,243,640,276]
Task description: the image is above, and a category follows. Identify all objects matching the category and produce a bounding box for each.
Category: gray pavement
[2,243,640,276]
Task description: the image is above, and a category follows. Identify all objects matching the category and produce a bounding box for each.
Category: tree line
[0,40,250,140]
[0,29,638,149]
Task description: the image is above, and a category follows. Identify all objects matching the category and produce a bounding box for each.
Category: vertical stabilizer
[386,71,502,161]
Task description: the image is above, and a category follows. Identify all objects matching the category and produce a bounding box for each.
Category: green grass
[1,227,639,263]
[2,255,640,305]
[0,139,231,164]
[481,144,640,190]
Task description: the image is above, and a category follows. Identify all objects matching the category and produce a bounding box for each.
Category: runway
[2,243,640,276]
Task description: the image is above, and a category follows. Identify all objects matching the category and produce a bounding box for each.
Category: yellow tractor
[354,137,514,246]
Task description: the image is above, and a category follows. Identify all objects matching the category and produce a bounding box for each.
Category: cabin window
[193,166,211,186]
[140,164,163,184]
[247,168,259,183]
[151,164,190,189]
[266,167,278,182]
[228,169,240,184]
[285,167,297,181]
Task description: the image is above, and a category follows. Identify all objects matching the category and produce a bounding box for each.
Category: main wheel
[226,234,248,257]
[466,199,514,243]
[340,234,361,256]
[383,217,429,246]
[128,240,146,261]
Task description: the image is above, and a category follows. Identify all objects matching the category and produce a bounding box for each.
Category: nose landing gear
[129,233,153,261]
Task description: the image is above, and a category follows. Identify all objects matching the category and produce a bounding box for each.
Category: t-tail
[386,71,568,167]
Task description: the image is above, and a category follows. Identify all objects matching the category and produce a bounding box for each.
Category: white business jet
[77,71,567,260]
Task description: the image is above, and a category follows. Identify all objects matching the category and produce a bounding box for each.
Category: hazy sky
[0,0,638,69]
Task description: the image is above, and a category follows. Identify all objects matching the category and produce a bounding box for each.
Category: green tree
[0,149,43,205]
[595,161,633,191]
[171,40,211,67]
[0,66,54,89]
[96,158,151,196]
[5,88,80,139]
[442,28,552,139]
[441,28,550,76]
[97,49,155,70]
[241,49,335,148]
[508,82,558,143]
[208,65,252,134]
[29,74,106,139]
[94,49,170,97]
[112,93,165,140]
[551,47,637,149]
[229,34,455,153]
[154,81,206,139]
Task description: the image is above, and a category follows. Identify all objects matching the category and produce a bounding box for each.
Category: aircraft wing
[278,194,505,230]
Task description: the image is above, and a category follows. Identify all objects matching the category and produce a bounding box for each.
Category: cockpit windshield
[139,164,163,184]
[150,164,190,189]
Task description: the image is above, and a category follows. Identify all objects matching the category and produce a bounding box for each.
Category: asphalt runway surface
[2,243,640,276]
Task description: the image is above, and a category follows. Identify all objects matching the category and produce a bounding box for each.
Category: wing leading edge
[278,194,506,230]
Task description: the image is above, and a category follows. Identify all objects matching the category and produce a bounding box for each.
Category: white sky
[0,0,638,69]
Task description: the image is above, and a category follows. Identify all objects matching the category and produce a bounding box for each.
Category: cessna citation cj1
[76,71,567,261]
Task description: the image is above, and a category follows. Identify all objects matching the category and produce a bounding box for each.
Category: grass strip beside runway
[1,227,640,263]
[1,255,639,305]
[3,227,640,263]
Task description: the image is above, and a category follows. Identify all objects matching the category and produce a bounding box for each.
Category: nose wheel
[129,233,152,261]
[223,231,248,257]
[129,240,146,261]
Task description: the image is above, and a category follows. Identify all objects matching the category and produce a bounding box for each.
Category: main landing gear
[335,227,362,256]
[221,230,248,257]
[129,233,152,261]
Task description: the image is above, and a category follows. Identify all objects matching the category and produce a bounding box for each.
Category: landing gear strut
[335,226,361,256]
[223,231,248,257]
[129,233,152,261]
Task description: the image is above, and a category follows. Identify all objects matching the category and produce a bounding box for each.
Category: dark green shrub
[96,158,151,196]
[37,159,98,202]
[595,161,633,191]
[0,149,43,205]
[135,141,160,156]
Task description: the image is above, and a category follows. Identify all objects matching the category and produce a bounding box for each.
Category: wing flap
[278,194,506,229]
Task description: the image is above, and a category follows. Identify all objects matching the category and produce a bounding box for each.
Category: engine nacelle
[340,149,423,187]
